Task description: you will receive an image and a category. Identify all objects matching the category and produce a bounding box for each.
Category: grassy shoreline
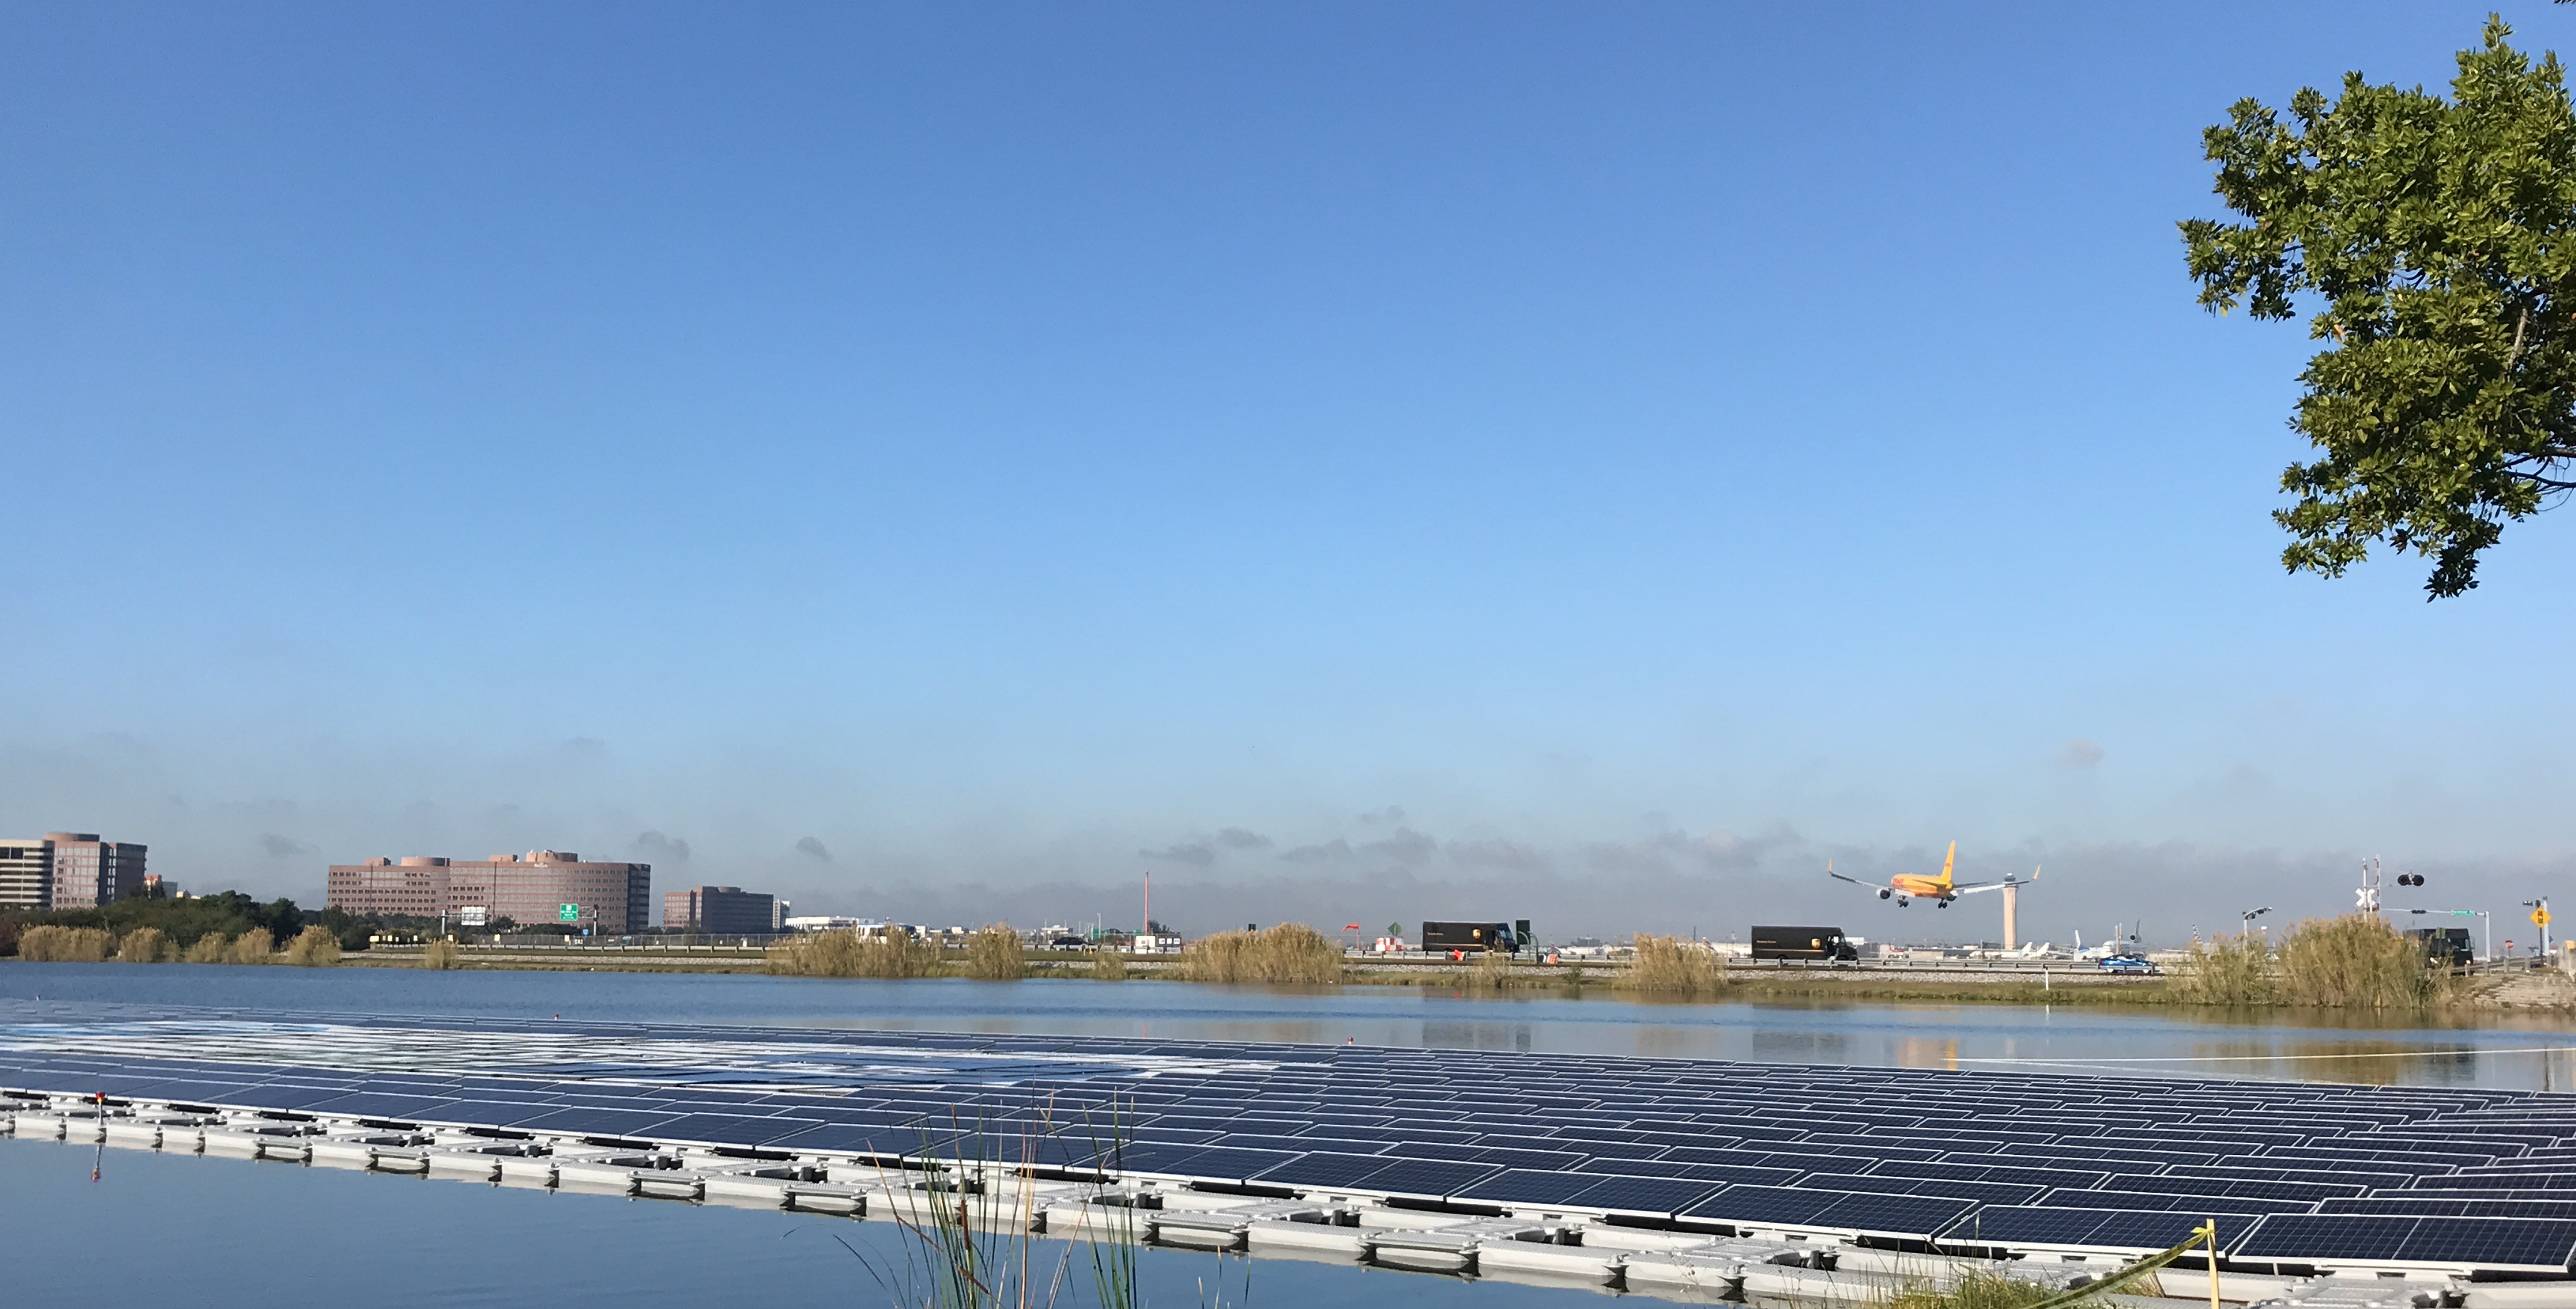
[42,947,2544,1011]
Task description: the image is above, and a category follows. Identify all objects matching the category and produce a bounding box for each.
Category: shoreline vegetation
[10,909,2563,1010]
[18,922,345,967]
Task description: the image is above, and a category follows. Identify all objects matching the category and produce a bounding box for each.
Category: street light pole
[2240,907,2271,938]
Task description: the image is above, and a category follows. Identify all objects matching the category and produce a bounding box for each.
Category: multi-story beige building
[326,850,651,934]
[0,833,148,909]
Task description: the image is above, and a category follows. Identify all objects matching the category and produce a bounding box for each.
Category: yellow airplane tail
[1935,841,1957,889]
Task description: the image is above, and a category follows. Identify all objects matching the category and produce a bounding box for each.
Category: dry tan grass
[963,925,1027,980]
[230,927,275,964]
[420,939,465,969]
[1452,950,1519,991]
[1089,948,1129,981]
[2178,917,2458,1009]
[2178,934,2275,1005]
[115,927,170,963]
[184,932,232,964]
[2279,915,2458,1008]
[1621,934,1724,997]
[284,925,342,966]
[765,929,942,978]
[1178,923,1342,985]
[1883,1269,2095,1309]
[18,925,114,963]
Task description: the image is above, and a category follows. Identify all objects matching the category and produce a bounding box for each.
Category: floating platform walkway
[6,1000,2576,1306]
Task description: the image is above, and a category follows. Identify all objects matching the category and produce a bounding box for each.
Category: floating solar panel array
[7,1000,2576,1277]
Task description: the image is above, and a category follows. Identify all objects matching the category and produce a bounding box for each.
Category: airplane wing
[1825,860,1869,888]
[1949,866,2040,896]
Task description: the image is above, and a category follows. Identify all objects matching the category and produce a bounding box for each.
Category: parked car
[2097,953,2161,975]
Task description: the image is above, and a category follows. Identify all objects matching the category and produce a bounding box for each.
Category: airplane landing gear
[1936,899,1950,909]
[1897,898,1909,907]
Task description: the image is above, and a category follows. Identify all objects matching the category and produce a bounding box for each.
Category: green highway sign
[558,903,580,923]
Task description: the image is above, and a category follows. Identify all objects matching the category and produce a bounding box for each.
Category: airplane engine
[1877,888,1890,900]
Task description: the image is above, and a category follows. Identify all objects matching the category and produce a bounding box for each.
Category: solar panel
[2397,1218,2576,1270]
[1455,1169,1602,1206]
[1357,1158,1499,1198]
[1680,1185,1846,1227]
[507,1107,680,1137]
[1946,1206,2112,1245]
[2322,1196,2576,1219]
[1798,1173,2043,1205]
[1568,1176,1723,1216]
[644,1113,819,1147]
[2041,1189,2319,1215]
[2236,1215,2418,1261]
[1813,1191,1978,1236]
[1252,1151,1396,1188]
[2084,1210,2264,1254]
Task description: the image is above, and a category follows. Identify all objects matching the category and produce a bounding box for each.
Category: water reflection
[1749,1029,1855,1061]
[1890,1036,1961,1071]
[1419,1021,1539,1054]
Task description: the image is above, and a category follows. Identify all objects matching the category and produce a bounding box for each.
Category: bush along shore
[17,921,344,967]
[1,889,425,964]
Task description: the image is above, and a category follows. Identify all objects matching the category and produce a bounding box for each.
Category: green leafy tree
[2182,17,2576,597]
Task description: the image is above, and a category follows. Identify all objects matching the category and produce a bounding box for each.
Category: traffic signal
[2397,873,2425,886]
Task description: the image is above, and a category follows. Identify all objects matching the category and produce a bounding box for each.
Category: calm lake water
[5,963,2575,1308]
[6,962,2575,1088]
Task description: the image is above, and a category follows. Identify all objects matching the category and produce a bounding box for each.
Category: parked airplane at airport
[2075,924,2142,959]
[1828,842,2038,909]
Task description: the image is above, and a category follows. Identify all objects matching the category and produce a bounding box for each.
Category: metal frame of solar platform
[8,1000,2576,1298]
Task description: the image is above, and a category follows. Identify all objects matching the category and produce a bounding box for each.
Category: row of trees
[0,892,428,958]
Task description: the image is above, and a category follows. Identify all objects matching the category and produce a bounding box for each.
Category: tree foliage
[2182,17,2576,597]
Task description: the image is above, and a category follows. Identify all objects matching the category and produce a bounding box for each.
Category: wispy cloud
[795,836,832,861]
[633,830,692,862]
[1279,838,1354,864]
[1446,837,1550,872]
[1140,841,1216,866]
[1362,827,1438,866]
[258,833,314,859]
[2060,738,2106,768]
[1215,827,1272,849]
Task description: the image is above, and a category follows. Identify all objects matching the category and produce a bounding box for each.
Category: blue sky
[7,2,2575,942]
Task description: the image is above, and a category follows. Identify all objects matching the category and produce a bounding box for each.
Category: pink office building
[326,850,651,934]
